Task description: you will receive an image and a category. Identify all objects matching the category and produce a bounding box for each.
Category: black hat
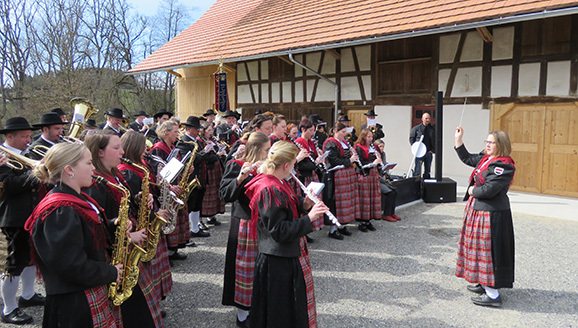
[308,114,323,125]
[254,109,263,115]
[182,116,201,128]
[153,109,173,119]
[33,112,68,128]
[84,118,97,128]
[0,117,39,134]
[134,110,148,117]
[364,109,378,117]
[50,107,68,116]
[222,110,237,118]
[338,115,351,122]
[202,109,216,117]
[105,108,127,119]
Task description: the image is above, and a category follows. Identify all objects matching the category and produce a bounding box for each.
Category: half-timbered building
[130,0,578,197]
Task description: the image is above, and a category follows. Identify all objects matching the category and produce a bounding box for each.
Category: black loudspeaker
[422,178,457,203]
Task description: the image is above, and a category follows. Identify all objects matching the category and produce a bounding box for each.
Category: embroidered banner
[215,72,229,114]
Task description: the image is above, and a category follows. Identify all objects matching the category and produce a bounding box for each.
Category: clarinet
[346,139,368,177]
[285,133,325,175]
[290,171,341,228]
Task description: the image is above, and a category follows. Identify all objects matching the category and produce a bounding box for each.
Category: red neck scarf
[295,137,318,157]
[151,141,173,157]
[324,137,345,156]
[469,155,516,186]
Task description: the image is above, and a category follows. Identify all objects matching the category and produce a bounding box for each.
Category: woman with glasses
[454,127,516,308]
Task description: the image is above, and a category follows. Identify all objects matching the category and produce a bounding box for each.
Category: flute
[290,172,341,228]
[240,161,260,175]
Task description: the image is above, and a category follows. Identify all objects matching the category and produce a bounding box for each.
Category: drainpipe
[288,53,339,123]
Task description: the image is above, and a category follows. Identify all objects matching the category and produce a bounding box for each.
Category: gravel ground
[2,200,578,328]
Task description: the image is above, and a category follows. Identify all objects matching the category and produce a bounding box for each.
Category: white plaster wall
[261,84,269,103]
[247,61,258,81]
[282,82,292,102]
[518,63,540,96]
[453,67,482,97]
[237,63,248,82]
[238,85,252,103]
[547,61,571,96]
[260,60,268,79]
[341,76,361,100]
[491,66,512,97]
[493,26,514,60]
[440,33,460,64]
[461,31,483,62]
[356,45,371,71]
[295,81,304,102]
[295,54,304,77]
[341,48,355,72]
[321,55,336,75]
[315,78,336,102]
[306,80,314,101]
[362,75,372,100]
[271,82,280,103]
[438,69,451,92]
[306,52,322,76]
[374,105,489,183]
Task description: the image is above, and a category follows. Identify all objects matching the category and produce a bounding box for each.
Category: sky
[126,0,218,20]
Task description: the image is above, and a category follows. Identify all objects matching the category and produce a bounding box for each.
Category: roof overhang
[127,6,578,76]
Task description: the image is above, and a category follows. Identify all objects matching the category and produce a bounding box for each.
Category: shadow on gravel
[318,315,461,328]
[503,288,578,314]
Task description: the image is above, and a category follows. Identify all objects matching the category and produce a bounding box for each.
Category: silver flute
[290,172,341,228]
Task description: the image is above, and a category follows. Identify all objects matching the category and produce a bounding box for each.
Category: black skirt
[43,291,93,328]
[249,253,308,328]
[222,215,249,310]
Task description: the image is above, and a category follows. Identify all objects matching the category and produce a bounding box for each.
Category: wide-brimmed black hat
[309,114,324,125]
[153,109,173,119]
[222,110,237,118]
[364,109,378,117]
[202,109,216,117]
[182,116,201,128]
[134,110,148,117]
[104,108,127,119]
[338,115,351,122]
[0,117,39,134]
[50,107,68,116]
[33,112,68,128]
[84,118,97,128]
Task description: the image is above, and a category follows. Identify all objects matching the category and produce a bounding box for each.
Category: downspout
[288,53,339,123]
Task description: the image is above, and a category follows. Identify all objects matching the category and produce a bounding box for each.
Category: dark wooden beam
[325,49,341,60]
[445,31,468,97]
[511,23,522,98]
[277,55,294,66]
[476,27,493,43]
[570,15,578,95]
[166,70,182,78]
[351,47,367,102]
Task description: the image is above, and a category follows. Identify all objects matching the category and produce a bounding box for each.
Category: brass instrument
[60,135,83,144]
[176,141,200,209]
[30,144,50,158]
[0,145,40,170]
[159,175,184,234]
[69,98,99,138]
[120,158,167,262]
[369,126,377,134]
[92,175,145,306]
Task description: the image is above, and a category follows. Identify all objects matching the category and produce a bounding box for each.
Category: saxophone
[160,176,184,234]
[120,159,167,263]
[92,175,146,306]
[176,140,200,208]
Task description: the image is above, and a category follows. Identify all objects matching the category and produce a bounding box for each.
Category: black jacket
[455,144,515,211]
[361,123,385,140]
[26,137,56,161]
[219,160,252,220]
[0,163,40,228]
[409,123,435,153]
[31,184,117,295]
[128,121,143,132]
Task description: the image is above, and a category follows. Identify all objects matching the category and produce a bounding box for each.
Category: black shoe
[338,227,352,236]
[198,222,209,231]
[18,293,45,308]
[0,308,33,325]
[168,252,187,261]
[161,310,167,318]
[236,317,248,328]
[471,294,502,307]
[366,222,376,231]
[207,216,221,226]
[328,230,344,240]
[305,235,314,243]
[186,240,197,247]
[191,230,210,238]
[358,224,368,232]
[467,284,485,294]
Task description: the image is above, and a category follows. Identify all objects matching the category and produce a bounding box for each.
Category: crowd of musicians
[0,106,404,328]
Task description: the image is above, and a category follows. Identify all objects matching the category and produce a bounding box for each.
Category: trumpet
[30,144,51,158]
[0,145,40,170]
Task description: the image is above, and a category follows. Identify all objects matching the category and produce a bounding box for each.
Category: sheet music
[159,158,184,183]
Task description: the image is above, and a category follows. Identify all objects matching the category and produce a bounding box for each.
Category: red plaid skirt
[201,163,226,217]
[334,166,360,224]
[357,168,381,221]
[166,207,190,248]
[298,237,317,328]
[84,285,119,328]
[455,197,495,286]
[234,218,258,307]
[138,263,164,327]
[145,234,172,300]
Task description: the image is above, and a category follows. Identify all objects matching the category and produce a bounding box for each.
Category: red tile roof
[129,0,578,73]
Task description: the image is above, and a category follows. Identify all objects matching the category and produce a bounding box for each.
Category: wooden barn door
[492,102,578,197]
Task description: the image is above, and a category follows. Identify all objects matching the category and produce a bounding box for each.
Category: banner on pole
[214,72,229,114]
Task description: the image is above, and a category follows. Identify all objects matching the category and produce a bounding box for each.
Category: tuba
[92,175,146,306]
[69,98,99,138]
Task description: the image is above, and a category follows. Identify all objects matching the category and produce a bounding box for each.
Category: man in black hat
[309,114,328,148]
[50,108,69,123]
[84,118,98,130]
[175,116,210,241]
[202,109,216,128]
[146,109,173,144]
[128,110,149,133]
[0,117,45,325]
[338,114,357,144]
[216,110,240,146]
[103,108,126,137]
[26,112,68,160]
[361,109,385,140]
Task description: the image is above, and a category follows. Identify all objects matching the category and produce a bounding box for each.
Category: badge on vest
[494,167,504,175]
